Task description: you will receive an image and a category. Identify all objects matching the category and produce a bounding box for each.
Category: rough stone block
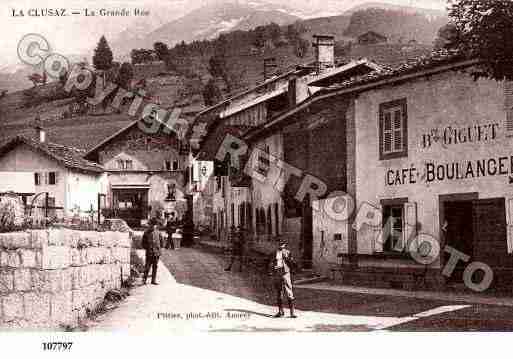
[68,231,81,248]
[0,270,14,294]
[71,267,81,290]
[122,263,131,280]
[70,248,80,267]
[23,292,51,325]
[19,249,37,268]
[13,269,32,291]
[48,229,67,246]
[1,250,20,268]
[41,246,71,270]
[84,231,100,247]
[29,230,48,249]
[117,233,131,248]
[60,268,73,292]
[0,232,30,250]
[2,293,23,322]
[50,290,75,328]
[31,270,58,292]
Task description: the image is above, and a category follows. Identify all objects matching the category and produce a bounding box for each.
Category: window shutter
[373,204,384,253]
[393,110,403,151]
[505,197,513,254]
[505,81,513,137]
[403,202,417,253]
[383,112,392,153]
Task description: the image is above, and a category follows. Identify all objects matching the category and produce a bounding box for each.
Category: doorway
[442,200,474,282]
[112,188,148,227]
[440,193,509,288]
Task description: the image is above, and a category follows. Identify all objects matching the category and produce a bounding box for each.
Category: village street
[88,245,513,332]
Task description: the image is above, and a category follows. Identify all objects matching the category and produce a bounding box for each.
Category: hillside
[0,2,447,153]
[343,7,448,44]
[110,1,300,57]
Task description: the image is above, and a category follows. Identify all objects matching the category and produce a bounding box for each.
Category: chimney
[263,57,277,80]
[288,75,308,107]
[312,35,335,73]
[33,116,46,143]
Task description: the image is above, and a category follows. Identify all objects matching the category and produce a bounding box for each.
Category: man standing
[269,240,297,318]
[142,218,162,285]
[225,226,245,272]
[172,228,183,250]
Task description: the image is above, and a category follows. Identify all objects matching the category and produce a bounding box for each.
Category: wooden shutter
[505,81,513,137]
[383,112,392,153]
[393,109,403,151]
[373,204,384,253]
[403,202,417,253]
[505,197,513,254]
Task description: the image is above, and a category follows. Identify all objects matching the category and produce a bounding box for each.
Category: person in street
[225,226,245,272]
[165,216,176,249]
[142,218,162,285]
[172,228,183,249]
[268,239,297,318]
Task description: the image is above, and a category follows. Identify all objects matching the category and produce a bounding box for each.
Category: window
[267,205,272,236]
[34,172,41,186]
[381,198,408,253]
[173,161,179,171]
[165,161,171,171]
[48,172,58,185]
[505,81,513,137]
[379,98,407,160]
[274,202,279,236]
[117,160,133,170]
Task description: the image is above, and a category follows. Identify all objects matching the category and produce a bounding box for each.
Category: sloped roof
[0,136,104,173]
[320,49,473,93]
[245,49,478,141]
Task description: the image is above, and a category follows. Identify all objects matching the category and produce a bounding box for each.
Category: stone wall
[0,229,131,330]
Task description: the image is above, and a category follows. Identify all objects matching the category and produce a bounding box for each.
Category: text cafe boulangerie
[386,155,513,186]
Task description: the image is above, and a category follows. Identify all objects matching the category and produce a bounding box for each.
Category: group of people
[141,220,298,318]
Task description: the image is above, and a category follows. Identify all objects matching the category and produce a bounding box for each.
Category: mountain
[343,6,448,44]
[110,0,300,57]
[343,2,447,19]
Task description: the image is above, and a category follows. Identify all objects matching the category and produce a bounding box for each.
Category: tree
[117,62,134,89]
[434,23,461,50]
[154,42,169,61]
[202,79,222,106]
[92,35,114,71]
[130,48,154,64]
[449,0,513,80]
[208,35,235,92]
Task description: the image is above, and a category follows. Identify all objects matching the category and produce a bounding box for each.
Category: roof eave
[244,58,481,142]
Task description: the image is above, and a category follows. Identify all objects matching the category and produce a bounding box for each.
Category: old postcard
[1,0,513,355]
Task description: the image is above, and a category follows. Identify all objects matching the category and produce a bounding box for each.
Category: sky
[0,0,447,69]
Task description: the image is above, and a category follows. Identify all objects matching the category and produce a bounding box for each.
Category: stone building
[258,50,513,291]
[190,35,380,256]
[85,120,187,227]
[0,133,106,220]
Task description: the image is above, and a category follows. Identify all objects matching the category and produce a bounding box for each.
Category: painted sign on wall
[421,123,499,149]
[386,155,513,186]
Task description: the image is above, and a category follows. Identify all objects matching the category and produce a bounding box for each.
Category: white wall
[354,68,510,266]
[0,144,66,215]
[65,170,105,217]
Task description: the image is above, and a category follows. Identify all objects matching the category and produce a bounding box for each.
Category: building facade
[85,121,187,227]
[0,136,106,220]
[352,62,513,289]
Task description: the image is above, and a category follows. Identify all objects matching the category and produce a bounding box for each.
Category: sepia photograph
[1,0,513,354]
